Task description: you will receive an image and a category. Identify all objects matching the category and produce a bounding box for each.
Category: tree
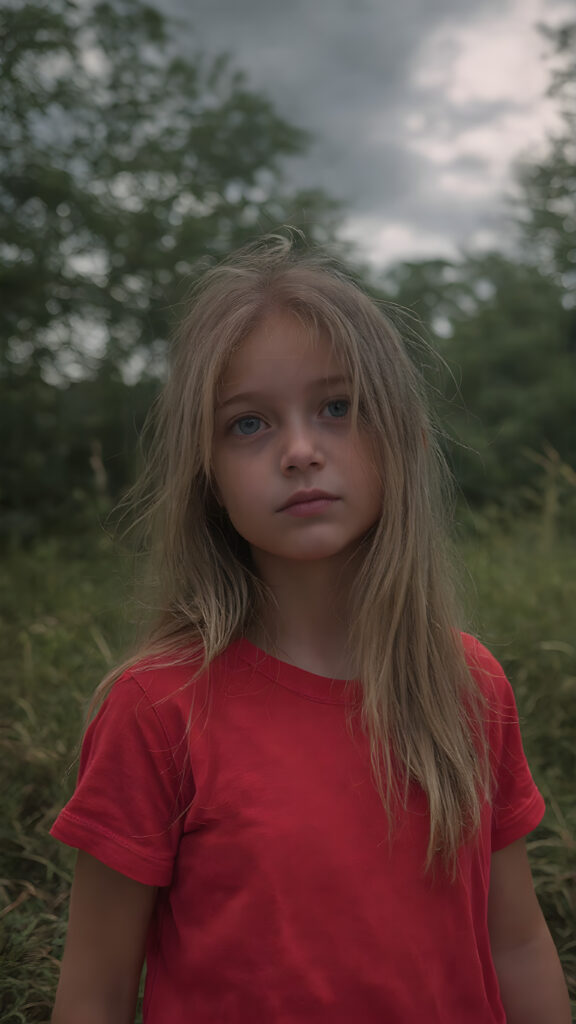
[512,21,576,300]
[0,0,341,381]
[0,0,342,538]
[379,252,573,508]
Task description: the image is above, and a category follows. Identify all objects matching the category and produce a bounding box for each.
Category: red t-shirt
[51,634,545,1023]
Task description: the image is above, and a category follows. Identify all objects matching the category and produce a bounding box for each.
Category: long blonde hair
[96,234,489,869]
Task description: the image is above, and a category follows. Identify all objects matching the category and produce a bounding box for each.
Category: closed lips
[279,491,338,510]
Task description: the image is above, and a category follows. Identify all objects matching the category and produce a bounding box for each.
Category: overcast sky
[163,0,573,267]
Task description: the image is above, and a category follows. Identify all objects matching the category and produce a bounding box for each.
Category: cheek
[348,439,382,490]
[211,454,255,513]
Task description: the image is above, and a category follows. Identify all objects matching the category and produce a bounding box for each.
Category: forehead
[217,310,345,400]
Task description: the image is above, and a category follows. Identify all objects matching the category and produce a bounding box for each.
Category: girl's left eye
[324,399,350,419]
[231,416,263,436]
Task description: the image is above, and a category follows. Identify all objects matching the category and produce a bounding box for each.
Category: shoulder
[461,632,541,785]
[119,651,204,706]
[91,654,201,738]
[99,640,246,729]
[459,632,530,767]
[78,647,217,793]
[461,631,505,676]
[459,635,546,845]
[460,632,516,710]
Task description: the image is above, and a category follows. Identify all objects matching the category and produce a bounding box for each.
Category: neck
[248,550,362,679]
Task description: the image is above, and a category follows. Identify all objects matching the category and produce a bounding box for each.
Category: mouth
[278,490,339,512]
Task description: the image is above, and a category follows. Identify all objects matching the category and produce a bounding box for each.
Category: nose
[279,420,325,474]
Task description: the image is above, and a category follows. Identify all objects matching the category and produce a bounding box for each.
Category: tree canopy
[0,0,340,382]
[513,22,576,296]
[0,0,344,536]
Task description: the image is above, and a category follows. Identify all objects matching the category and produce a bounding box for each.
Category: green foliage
[0,525,574,1016]
[0,0,340,380]
[513,22,576,292]
[1,370,159,540]
[438,255,574,507]
[0,536,132,1020]
[381,252,575,507]
[459,518,576,1000]
[0,0,343,539]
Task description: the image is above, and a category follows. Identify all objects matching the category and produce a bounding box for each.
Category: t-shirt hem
[51,811,173,886]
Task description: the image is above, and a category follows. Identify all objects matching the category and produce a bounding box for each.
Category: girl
[51,236,570,1023]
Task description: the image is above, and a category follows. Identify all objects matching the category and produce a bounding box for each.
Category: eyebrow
[216,375,352,411]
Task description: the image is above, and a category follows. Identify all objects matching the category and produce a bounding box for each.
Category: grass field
[1,520,575,1020]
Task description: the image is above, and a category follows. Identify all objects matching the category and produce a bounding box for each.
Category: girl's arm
[51,851,158,1024]
[488,837,571,1024]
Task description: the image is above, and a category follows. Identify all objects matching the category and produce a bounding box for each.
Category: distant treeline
[1,1,574,539]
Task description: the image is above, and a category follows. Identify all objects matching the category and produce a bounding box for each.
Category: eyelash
[229,398,351,437]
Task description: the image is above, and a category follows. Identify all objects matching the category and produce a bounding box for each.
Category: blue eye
[232,416,263,436]
[325,399,349,419]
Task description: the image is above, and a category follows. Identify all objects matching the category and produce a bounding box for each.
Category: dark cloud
[158,0,541,261]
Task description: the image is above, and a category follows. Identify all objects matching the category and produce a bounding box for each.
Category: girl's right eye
[230,416,263,436]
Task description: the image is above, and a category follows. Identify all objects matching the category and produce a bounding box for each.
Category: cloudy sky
[164,0,573,267]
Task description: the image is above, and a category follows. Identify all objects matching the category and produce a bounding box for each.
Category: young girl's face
[212,309,383,576]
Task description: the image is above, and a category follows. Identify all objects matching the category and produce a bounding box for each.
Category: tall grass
[0,535,132,1022]
[459,515,576,1003]
[1,521,574,1019]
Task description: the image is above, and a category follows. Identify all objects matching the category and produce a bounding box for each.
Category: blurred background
[0,0,574,1018]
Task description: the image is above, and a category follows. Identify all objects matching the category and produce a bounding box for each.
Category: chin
[283,543,355,562]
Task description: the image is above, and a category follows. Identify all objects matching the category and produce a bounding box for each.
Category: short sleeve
[463,635,545,851]
[51,672,195,885]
